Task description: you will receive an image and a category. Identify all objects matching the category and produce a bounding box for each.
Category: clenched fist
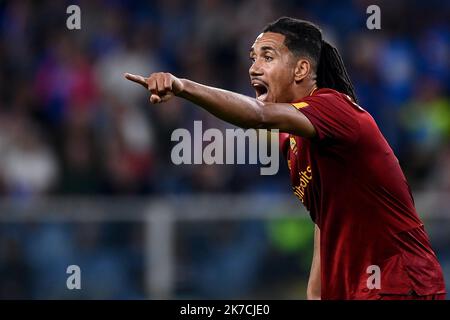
[124,72,184,104]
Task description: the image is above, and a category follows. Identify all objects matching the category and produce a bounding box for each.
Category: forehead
[251,32,287,52]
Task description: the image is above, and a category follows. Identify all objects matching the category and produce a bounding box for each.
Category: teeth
[257,93,268,101]
[252,82,268,101]
[252,83,266,89]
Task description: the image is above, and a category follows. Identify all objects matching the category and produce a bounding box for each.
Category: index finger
[124,73,148,89]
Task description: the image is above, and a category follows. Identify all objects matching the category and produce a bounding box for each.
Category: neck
[308,86,318,96]
[290,83,318,102]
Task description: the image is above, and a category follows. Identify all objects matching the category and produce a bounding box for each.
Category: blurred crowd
[0,0,448,198]
[0,0,448,299]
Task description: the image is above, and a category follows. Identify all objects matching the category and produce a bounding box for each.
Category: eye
[249,56,256,63]
[264,56,273,62]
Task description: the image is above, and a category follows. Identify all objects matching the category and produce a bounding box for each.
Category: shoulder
[293,88,363,144]
[300,88,366,115]
[307,88,351,104]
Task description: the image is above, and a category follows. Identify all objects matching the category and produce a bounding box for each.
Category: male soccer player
[124,17,446,300]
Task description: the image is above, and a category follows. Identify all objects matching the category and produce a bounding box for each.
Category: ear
[294,59,311,82]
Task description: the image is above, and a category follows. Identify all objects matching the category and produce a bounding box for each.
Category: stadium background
[0,0,448,299]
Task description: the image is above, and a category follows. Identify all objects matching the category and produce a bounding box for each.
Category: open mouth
[252,81,269,101]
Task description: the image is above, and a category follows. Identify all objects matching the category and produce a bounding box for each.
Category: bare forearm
[177,79,266,129]
[307,224,321,300]
[307,258,321,300]
[124,72,316,137]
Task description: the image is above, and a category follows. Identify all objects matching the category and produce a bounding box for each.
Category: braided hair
[263,17,358,103]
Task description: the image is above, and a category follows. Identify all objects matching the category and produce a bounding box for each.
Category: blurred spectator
[399,77,450,186]
[0,114,58,197]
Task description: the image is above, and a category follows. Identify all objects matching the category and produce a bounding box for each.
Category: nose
[249,60,263,77]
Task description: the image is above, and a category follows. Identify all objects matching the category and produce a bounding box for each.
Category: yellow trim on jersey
[292,102,309,109]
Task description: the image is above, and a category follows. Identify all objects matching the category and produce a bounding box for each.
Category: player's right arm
[124,72,316,138]
[307,224,321,300]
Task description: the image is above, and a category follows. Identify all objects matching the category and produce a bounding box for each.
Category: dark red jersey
[280,88,446,299]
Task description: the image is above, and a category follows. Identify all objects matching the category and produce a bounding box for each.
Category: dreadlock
[263,17,358,103]
[317,40,358,103]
